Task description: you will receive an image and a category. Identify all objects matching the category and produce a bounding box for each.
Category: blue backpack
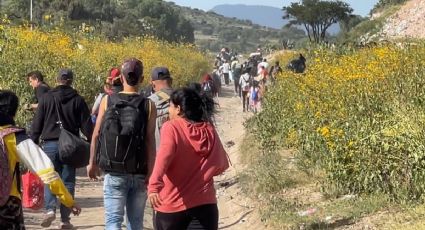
[251,88,259,101]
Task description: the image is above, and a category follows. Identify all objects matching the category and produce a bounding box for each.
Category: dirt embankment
[378,0,425,39]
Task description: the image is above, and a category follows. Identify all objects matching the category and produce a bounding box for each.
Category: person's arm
[145,100,157,180]
[31,96,46,144]
[79,97,94,141]
[30,103,38,110]
[147,122,177,208]
[91,93,103,115]
[16,136,80,214]
[87,96,107,179]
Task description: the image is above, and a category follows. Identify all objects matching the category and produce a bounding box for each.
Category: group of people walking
[0,57,230,230]
[204,48,283,113]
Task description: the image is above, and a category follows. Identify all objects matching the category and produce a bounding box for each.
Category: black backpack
[96,94,148,174]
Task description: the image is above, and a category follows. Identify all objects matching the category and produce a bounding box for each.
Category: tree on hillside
[283,0,353,43]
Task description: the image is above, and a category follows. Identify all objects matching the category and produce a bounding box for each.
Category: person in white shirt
[239,68,251,112]
[257,58,269,75]
[222,61,231,86]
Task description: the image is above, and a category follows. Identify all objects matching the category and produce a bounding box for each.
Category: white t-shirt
[258,61,269,74]
[239,73,250,91]
[222,63,230,74]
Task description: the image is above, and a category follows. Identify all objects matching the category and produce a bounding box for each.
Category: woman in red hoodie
[148,87,230,230]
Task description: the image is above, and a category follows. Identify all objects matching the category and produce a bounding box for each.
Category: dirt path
[24,85,266,230]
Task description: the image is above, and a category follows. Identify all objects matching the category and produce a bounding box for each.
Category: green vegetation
[0,0,307,53]
[0,26,209,125]
[241,43,425,227]
[283,0,353,43]
[2,0,194,43]
[341,4,401,43]
[371,0,409,13]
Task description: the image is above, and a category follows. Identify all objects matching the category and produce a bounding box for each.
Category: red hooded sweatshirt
[148,117,229,213]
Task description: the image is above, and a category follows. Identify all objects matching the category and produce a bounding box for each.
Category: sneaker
[40,211,56,227]
[59,221,74,229]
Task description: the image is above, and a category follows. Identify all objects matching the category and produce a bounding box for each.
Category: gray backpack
[148,90,171,149]
[0,127,23,206]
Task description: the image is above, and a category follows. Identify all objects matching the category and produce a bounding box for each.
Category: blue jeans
[41,140,76,222]
[104,173,147,230]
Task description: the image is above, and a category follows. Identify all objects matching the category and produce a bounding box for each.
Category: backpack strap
[0,127,24,196]
[149,91,170,106]
[14,163,21,194]
[52,97,64,129]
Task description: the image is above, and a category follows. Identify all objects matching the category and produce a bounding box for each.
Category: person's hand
[87,164,100,180]
[148,193,162,208]
[71,204,81,216]
[22,103,32,111]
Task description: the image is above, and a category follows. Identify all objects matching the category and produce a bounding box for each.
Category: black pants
[155,204,218,230]
[242,91,249,111]
[223,73,230,85]
[0,196,25,230]
[234,77,240,95]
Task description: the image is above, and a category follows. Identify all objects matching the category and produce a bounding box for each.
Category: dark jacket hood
[51,85,78,103]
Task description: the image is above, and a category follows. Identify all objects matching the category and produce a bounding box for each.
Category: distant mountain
[170,3,306,53]
[211,4,287,29]
[211,4,340,34]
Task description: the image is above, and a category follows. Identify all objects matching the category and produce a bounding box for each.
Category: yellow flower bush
[249,43,425,201]
[0,26,209,125]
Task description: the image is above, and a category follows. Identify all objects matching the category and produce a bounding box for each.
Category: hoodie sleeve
[16,136,75,208]
[31,95,46,144]
[148,122,178,194]
[78,97,94,141]
[210,129,230,176]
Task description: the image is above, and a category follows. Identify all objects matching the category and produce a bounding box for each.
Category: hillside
[379,0,425,39]
[170,3,306,53]
[353,0,424,42]
[211,4,287,30]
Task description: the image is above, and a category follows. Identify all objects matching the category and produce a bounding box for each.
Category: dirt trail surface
[24,85,267,230]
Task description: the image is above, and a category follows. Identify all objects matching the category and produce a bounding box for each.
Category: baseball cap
[151,67,171,81]
[57,69,74,81]
[106,68,121,84]
[121,58,143,79]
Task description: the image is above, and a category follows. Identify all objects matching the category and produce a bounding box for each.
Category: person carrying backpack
[239,68,251,112]
[148,67,173,152]
[249,81,261,113]
[87,58,157,230]
[0,90,81,229]
[201,74,214,98]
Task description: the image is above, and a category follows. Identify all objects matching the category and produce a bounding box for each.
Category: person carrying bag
[31,69,93,229]
[53,97,90,168]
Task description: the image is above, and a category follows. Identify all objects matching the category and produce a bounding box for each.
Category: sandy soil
[380,0,425,39]
[24,85,267,230]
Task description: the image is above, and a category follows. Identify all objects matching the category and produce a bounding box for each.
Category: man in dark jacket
[26,70,50,111]
[31,69,93,229]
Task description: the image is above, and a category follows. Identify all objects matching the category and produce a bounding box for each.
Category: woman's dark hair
[0,90,19,125]
[170,87,216,123]
[187,82,202,94]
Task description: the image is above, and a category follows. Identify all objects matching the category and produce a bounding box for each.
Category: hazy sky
[165,0,379,16]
